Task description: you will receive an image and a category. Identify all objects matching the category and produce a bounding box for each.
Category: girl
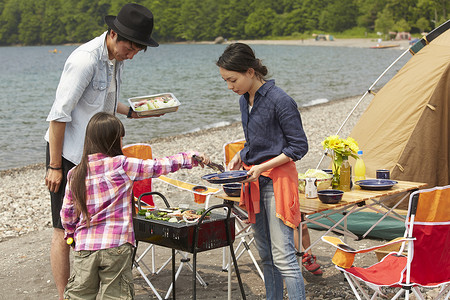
[217,43,308,299]
[60,112,209,299]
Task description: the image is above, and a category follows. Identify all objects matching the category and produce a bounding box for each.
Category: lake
[0,42,408,170]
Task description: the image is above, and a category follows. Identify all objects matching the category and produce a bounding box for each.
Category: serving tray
[128,93,180,116]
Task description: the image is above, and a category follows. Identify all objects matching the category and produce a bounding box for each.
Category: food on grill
[142,208,209,223]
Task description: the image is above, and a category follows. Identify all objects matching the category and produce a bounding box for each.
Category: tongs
[193,155,225,173]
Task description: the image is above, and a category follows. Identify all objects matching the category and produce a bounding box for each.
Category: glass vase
[332,157,340,189]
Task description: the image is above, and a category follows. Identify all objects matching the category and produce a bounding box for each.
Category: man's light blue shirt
[45,32,123,165]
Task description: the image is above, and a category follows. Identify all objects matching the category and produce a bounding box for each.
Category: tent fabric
[350,29,450,187]
[307,211,405,240]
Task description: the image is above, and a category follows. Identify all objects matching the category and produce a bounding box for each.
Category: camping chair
[221,139,264,281]
[321,185,450,300]
[122,143,157,273]
[123,143,161,297]
[123,143,220,299]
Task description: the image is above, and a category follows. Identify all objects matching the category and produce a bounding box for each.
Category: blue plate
[355,179,398,191]
[202,170,248,184]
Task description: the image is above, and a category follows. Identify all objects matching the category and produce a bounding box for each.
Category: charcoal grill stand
[133,193,246,300]
[190,203,246,300]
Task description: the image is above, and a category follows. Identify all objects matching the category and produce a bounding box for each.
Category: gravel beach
[0,94,377,299]
[0,94,370,243]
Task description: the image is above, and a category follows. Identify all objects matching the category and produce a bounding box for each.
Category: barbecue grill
[133,191,246,299]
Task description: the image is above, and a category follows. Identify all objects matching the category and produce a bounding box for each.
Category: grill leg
[172,248,176,300]
[193,251,197,300]
[229,243,246,299]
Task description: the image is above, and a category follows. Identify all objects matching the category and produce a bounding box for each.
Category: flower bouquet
[322,135,359,189]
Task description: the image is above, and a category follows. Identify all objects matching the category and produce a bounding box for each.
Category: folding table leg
[360,192,409,239]
[163,251,208,299]
[132,242,162,300]
[223,235,264,281]
[134,261,163,300]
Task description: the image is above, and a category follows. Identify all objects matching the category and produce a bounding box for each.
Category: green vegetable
[298,169,331,179]
[195,209,211,216]
[298,169,332,193]
[138,209,147,216]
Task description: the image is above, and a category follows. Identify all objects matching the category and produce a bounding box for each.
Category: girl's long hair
[69,112,125,227]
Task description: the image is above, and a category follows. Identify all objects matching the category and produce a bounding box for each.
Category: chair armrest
[321,236,408,268]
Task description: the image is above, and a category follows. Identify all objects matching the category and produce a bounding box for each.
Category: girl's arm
[60,184,79,240]
[125,151,209,181]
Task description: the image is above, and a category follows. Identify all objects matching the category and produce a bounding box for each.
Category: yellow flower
[345,137,359,154]
[322,135,359,159]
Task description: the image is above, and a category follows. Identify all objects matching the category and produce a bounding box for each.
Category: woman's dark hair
[216,43,268,80]
[107,28,147,52]
[69,112,125,227]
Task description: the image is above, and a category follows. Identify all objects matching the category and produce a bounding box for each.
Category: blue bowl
[317,189,344,204]
[223,183,242,197]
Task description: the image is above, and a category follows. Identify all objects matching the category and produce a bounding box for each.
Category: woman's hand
[227,152,242,170]
[45,169,63,193]
[242,164,264,183]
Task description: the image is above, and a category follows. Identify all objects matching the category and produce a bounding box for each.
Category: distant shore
[174,37,412,50]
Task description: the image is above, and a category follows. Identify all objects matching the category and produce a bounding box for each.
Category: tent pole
[315,48,411,169]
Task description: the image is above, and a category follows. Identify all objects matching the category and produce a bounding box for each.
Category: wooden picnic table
[299,180,427,215]
[215,179,428,255]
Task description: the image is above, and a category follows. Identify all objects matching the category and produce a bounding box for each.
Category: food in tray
[141,208,210,223]
[133,95,177,112]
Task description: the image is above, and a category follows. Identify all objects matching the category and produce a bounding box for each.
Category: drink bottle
[354,150,366,182]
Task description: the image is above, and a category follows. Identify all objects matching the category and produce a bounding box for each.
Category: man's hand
[45,168,63,193]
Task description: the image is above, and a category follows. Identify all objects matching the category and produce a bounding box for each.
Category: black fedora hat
[105,3,159,47]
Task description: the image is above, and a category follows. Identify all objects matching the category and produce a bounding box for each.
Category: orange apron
[240,160,300,229]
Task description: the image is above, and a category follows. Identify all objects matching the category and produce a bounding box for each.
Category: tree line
[0,0,448,46]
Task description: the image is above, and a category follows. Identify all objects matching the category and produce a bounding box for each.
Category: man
[44,4,159,299]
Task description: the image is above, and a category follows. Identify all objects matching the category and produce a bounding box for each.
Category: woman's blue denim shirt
[45,31,123,165]
[239,79,308,165]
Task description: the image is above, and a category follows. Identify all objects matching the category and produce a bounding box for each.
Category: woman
[217,43,308,299]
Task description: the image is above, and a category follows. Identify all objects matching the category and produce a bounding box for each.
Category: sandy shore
[178,37,412,50]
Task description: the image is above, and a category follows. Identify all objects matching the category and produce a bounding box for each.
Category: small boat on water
[370,44,400,49]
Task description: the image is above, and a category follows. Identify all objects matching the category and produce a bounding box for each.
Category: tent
[350,21,450,188]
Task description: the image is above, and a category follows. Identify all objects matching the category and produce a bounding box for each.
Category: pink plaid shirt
[61,151,198,251]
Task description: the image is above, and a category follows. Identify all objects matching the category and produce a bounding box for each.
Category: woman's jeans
[251,182,306,300]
